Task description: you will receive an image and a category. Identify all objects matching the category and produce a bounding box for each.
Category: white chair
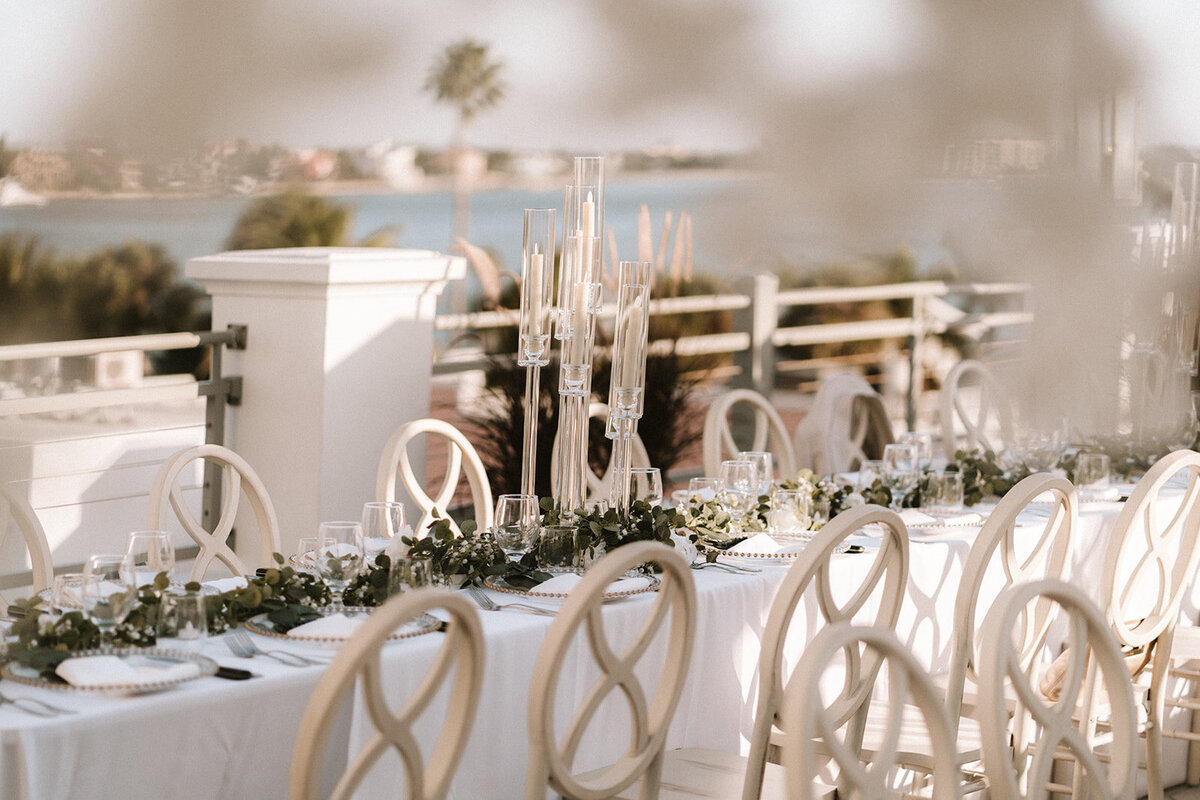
[1098,449,1200,800]
[630,505,908,800]
[793,373,894,474]
[550,401,651,505]
[938,359,1014,460]
[376,418,493,536]
[976,579,1138,800]
[0,483,54,615]
[147,444,281,582]
[525,541,697,800]
[289,588,484,800]
[703,388,797,478]
[781,623,963,800]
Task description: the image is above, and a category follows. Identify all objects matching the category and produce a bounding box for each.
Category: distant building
[10,150,73,191]
[941,139,1050,178]
[119,159,144,192]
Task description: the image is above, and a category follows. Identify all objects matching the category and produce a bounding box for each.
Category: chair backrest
[289,588,484,800]
[794,373,894,474]
[1101,448,1200,649]
[743,504,909,800]
[944,473,1076,731]
[376,418,493,536]
[0,483,54,615]
[525,541,697,800]
[781,623,963,800]
[147,444,281,581]
[938,359,1014,460]
[977,579,1138,800]
[703,388,797,478]
[550,402,651,505]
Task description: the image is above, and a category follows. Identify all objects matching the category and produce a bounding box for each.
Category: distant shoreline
[35,167,762,203]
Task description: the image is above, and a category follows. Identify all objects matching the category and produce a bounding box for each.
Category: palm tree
[424,39,506,245]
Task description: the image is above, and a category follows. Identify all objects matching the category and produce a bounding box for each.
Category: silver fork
[0,690,74,717]
[225,628,328,667]
[691,560,762,574]
[467,586,556,617]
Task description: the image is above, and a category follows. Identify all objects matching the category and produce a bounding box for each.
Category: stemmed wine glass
[493,494,539,561]
[80,554,137,650]
[737,451,774,497]
[314,521,364,613]
[718,459,758,526]
[881,443,919,511]
[628,467,663,506]
[361,501,408,563]
[124,530,175,589]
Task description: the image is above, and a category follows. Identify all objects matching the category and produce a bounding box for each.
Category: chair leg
[1146,638,1169,800]
[1188,673,1200,785]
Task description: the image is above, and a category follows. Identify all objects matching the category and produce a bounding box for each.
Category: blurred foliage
[424,38,506,131]
[0,136,16,178]
[226,188,353,250]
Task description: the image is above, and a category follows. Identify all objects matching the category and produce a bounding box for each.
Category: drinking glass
[881,443,919,510]
[361,501,407,563]
[736,451,774,496]
[1075,452,1111,500]
[536,525,582,569]
[687,477,721,503]
[81,554,136,649]
[629,467,663,506]
[767,489,811,538]
[295,537,328,573]
[314,521,364,611]
[51,573,85,616]
[858,459,883,493]
[897,432,934,470]
[717,460,758,522]
[160,591,207,653]
[929,469,964,512]
[124,530,175,588]
[494,494,539,560]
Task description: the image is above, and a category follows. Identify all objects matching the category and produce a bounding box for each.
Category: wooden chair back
[703,388,797,478]
[744,504,909,799]
[977,579,1138,800]
[289,588,484,800]
[0,483,54,615]
[939,359,1014,460]
[147,444,281,581]
[376,418,493,536]
[781,623,963,800]
[525,541,697,800]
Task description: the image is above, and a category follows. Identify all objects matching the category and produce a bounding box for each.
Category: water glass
[51,573,85,615]
[629,467,663,506]
[736,451,774,496]
[535,525,582,569]
[81,554,137,648]
[929,469,964,512]
[882,443,919,510]
[124,530,175,588]
[160,591,207,653]
[718,459,758,521]
[687,477,721,503]
[897,432,934,470]
[361,501,408,563]
[314,521,364,609]
[1075,452,1111,499]
[858,460,883,493]
[767,489,811,538]
[494,494,539,559]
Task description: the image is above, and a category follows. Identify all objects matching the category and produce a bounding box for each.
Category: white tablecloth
[1,491,1194,799]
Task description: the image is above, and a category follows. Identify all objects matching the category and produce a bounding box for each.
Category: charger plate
[243,607,440,644]
[2,648,217,693]
[483,567,659,603]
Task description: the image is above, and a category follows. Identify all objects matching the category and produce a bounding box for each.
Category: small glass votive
[295,537,330,573]
[930,469,964,512]
[687,477,721,503]
[536,525,582,569]
[159,591,208,653]
[767,489,812,538]
[51,573,85,616]
[1075,452,1111,500]
[858,460,883,493]
[811,496,831,528]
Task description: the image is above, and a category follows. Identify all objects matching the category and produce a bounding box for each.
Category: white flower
[844,492,866,507]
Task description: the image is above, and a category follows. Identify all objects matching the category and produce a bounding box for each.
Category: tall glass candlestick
[607,261,653,517]
[519,208,556,497]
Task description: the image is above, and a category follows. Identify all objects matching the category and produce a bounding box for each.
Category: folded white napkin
[727,532,807,556]
[203,576,249,593]
[286,612,364,639]
[900,509,983,528]
[531,572,652,596]
[56,655,201,688]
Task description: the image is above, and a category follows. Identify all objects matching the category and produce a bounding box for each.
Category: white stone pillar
[186,247,464,560]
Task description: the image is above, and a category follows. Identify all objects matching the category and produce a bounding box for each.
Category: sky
[1,0,1199,153]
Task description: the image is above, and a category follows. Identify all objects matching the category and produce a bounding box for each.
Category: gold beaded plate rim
[243,608,441,644]
[483,567,660,601]
[2,647,218,693]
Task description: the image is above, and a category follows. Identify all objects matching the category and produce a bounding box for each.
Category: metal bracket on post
[226,324,248,350]
[198,324,246,533]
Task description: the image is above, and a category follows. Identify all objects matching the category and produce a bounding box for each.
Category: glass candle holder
[519,208,556,367]
[607,261,652,421]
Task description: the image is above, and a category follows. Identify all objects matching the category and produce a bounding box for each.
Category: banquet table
[1,488,1195,800]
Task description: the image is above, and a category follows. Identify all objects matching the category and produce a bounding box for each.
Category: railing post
[906,293,928,432]
[733,272,778,395]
